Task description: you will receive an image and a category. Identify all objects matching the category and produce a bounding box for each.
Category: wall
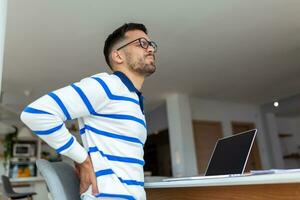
[146,97,273,172]
[146,103,168,134]
[276,116,300,168]
[190,98,271,169]
[0,0,8,187]
[0,0,7,93]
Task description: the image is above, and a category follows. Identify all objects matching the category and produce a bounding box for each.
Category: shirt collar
[113,71,145,113]
[113,71,142,95]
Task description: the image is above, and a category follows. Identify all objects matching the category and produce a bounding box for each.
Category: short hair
[103,23,148,69]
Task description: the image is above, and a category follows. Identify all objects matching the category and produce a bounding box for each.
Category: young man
[21,23,157,200]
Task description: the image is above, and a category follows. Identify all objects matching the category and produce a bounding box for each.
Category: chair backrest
[1,175,15,195]
[36,159,81,200]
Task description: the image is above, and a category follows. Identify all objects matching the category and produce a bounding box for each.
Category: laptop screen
[205,129,257,176]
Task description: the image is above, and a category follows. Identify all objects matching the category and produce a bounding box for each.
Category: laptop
[163,129,257,181]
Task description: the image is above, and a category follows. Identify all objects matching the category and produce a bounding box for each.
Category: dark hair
[103,23,147,69]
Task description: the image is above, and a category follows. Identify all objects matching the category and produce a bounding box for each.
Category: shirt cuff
[62,141,88,163]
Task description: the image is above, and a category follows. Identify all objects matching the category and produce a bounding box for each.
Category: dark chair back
[1,175,15,195]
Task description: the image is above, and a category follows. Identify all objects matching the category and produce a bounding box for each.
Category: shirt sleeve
[20,76,109,163]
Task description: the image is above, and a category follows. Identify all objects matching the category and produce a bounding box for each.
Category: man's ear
[111,50,124,65]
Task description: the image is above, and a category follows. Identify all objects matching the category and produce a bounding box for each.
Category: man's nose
[147,45,155,54]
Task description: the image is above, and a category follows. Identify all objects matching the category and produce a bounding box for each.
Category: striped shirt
[20,71,147,200]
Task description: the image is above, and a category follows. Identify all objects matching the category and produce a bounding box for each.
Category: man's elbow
[20,109,32,127]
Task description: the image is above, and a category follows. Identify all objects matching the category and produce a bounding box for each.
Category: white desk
[145,172,300,200]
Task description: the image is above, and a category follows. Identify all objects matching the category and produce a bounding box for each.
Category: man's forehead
[125,30,150,41]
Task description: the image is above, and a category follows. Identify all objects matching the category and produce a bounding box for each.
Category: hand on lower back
[75,156,99,195]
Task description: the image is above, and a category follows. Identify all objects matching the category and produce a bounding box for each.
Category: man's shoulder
[81,72,121,88]
[89,72,119,83]
[90,72,111,79]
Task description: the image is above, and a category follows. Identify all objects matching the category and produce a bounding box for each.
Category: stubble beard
[126,52,156,77]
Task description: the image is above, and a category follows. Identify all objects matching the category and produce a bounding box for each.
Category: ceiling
[2,0,300,116]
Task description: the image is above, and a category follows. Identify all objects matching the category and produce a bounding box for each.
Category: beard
[125,52,156,77]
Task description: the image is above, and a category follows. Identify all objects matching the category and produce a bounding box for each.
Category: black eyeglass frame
[116,37,157,53]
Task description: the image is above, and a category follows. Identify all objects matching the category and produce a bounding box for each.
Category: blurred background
[0,1,299,191]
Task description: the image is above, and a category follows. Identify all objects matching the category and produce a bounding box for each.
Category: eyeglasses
[117,37,157,53]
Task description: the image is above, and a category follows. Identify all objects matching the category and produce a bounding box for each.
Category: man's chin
[131,62,156,76]
[144,64,156,76]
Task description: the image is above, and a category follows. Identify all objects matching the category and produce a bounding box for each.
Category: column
[166,93,198,177]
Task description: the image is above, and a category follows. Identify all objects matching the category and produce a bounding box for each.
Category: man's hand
[75,156,99,195]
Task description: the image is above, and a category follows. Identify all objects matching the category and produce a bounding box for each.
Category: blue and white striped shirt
[21,71,147,200]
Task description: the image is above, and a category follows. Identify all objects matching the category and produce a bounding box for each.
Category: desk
[145,172,300,200]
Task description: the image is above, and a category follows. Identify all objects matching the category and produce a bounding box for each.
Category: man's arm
[20,76,108,194]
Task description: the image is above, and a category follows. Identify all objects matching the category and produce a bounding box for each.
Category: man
[21,23,157,200]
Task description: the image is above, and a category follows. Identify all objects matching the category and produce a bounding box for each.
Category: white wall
[276,116,300,168]
[261,113,284,168]
[146,97,274,173]
[190,98,271,169]
[0,0,8,183]
[0,0,7,93]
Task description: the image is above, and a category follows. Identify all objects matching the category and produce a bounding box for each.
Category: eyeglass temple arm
[116,39,140,51]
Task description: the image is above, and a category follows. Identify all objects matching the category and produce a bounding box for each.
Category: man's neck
[113,68,145,91]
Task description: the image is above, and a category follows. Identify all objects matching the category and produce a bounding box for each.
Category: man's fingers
[76,156,98,195]
[75,168,80,178]
[80,183,89,194]
[91,175,99,195]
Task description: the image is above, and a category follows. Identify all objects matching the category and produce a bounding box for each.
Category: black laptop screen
[205,129,257,176]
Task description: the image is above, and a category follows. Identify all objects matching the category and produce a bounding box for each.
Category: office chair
[35,159,81,200]
[1,175,36,200]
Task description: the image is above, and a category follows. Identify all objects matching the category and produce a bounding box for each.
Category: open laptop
[163,129,257,181]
